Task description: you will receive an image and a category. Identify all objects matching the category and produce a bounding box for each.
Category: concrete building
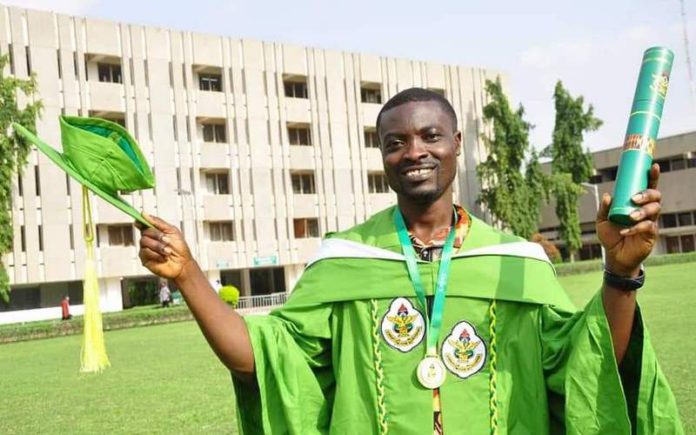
[539,131,696,260]
[0,5,500,324]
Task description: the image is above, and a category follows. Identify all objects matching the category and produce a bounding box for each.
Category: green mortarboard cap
[13,116,155,226]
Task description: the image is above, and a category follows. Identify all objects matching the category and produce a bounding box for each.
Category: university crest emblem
[381,297,425,352]
[441,320,486,379]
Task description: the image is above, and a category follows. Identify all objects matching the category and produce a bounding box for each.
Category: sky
[8,0,696,152]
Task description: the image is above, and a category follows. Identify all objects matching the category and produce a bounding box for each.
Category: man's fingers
[140,233,172,256]
[143,212,177,234]
[629,201,661,222]
[620,219,658,237]
[597,193,611,221]
[631,188,661,205]
[647,163,661,189]
[139,247,166,264]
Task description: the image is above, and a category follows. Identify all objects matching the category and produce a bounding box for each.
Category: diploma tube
[609,47,674,225]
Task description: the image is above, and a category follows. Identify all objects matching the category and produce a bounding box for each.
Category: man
[137,88,681,433]
[159,280,171,308]
[60,296,72,321]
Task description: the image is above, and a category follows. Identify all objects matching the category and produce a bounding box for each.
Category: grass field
[0,322,237,434]
[1,262,694,433]
[558,262,696,433]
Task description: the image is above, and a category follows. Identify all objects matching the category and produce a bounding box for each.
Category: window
[89,111,126,128]
[112,117,126,128]
[656,158,671,173]
[588,174,603,184]
[104,225,134,247]
[687,154,696,168]
[25,46,31,75]
[284,79,308,98]
[579,243,603,261]
[143,60,150,87]
[57,50,62,79]
[17,173,23,197]
[364,128,379,148]
[0,286,40,312]
[97,62,122,83]
[678,212,694,227]
[8,43,14,75]
[20,225,26,252]
[205,172,230,194]
[681,235,695,252]
[368,172,390,193]
[209,221,234,242]
[293,218,319,238]
[665,236,681,254]
[671,158,686,171]
[661,213,677,228]
[199,73,222,92]
[38,225,43,252]
[288,124,312,146]
[202,123,227,143]
[580,222,596,235]
[34,166,40,196]
[291,172,316,194]
[172,115,178,140]
[361,83,382,104]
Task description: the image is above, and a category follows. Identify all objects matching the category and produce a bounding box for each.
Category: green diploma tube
[609,47,674,225]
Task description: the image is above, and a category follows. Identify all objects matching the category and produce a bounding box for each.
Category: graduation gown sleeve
[233,302,334,435]
[540,291,683,434]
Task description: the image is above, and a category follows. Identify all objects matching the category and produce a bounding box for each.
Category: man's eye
[424,133,441,142]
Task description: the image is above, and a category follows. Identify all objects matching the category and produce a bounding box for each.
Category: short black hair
[375,87,458,135]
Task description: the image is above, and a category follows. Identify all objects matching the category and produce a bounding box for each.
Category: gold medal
[416,355,446,389]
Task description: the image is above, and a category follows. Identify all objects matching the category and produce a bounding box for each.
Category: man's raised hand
[136,213,194,280]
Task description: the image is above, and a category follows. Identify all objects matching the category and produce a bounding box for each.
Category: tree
[0,54,43,303]
[548,81,602,261]
[477,77,547,240]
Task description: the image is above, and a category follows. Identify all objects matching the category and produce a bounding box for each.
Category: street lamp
[580,182,606,264]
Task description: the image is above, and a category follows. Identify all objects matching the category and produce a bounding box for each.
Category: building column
[240,269,251,297]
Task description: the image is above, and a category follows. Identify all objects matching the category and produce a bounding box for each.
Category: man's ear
[454,130,462,155]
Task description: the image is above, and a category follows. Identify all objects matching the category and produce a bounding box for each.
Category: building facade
[539,132,696,260]
[0,5,500,324]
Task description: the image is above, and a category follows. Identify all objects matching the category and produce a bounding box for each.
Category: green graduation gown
[233,206,682,434]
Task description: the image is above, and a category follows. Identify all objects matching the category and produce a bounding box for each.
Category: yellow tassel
[80,186,110,373]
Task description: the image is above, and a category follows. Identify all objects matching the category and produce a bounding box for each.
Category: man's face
[379,101,461,204]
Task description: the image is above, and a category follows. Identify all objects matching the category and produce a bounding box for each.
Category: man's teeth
[405,168,433,178]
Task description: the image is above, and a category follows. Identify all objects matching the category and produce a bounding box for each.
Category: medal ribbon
[394,208,456,356]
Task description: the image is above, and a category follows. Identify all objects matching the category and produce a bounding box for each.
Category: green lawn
[0,262,693,433]
[558,262,696,433]
[0,322,237,434]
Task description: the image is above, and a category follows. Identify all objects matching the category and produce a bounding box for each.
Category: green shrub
[554,251,696,276]
[127,279,159,307]
[0,304,193,344]
[219,286,240,307]
[531,233,562,264]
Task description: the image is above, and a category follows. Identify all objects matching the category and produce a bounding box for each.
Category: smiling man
[138,88,682,434]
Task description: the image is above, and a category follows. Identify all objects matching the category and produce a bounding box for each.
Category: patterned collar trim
[409,205,471,251]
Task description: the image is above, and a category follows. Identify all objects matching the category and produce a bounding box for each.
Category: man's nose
[403,138,428,161]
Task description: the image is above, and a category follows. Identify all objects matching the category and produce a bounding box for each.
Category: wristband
[603,266,645,291]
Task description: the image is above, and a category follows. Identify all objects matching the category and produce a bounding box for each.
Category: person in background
[60,296,72,320]
[159,280,171,308]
